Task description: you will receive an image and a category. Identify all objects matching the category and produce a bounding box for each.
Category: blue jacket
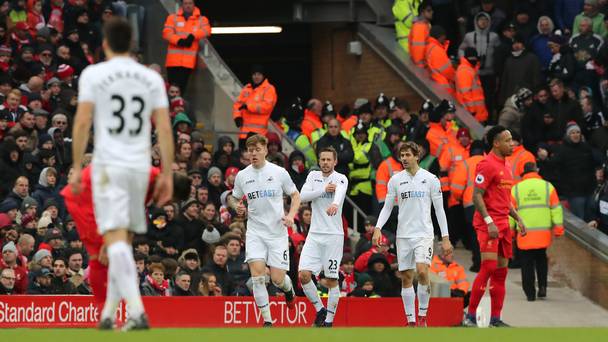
[554,0,583,31]
[530,34,552,70]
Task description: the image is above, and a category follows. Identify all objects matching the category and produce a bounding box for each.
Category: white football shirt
[377,168,449,239]
[78,56,168,169]
[300,170,348,235]
[232,162,297,239]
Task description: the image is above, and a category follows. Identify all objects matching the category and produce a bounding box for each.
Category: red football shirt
[60,166,160,257]
[472,151,514,230]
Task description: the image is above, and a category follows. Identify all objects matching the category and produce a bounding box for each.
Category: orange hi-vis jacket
[341,115,358,137]
[162,7,211,69]
[426,122,458,158]
[425,37,455,95]
[439,142,469,205]
[510,172,564,250]
[232,79,278,139]
[455,57,488,123]
[430,255,470,293]
[450,154,484,208]
[506,145,536,183]
[375,157,403,202]
[301,109,323,143]
[409,19,430,68]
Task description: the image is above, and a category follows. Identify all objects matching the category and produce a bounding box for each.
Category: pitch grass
[0,328,607,342]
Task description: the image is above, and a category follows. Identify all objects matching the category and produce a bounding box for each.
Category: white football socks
[107,241,144,319]
[276,275,293,293]
[325,286,340,323]
[100,269,120,321]
[252,276,272,323]
[417,284,430,317]
[401,286,416,324]
[302,280,324,312]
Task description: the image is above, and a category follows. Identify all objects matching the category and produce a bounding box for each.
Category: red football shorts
[475,223,513,258]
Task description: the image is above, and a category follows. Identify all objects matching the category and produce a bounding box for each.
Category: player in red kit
[60,165,191,309]
[463,125,527,327]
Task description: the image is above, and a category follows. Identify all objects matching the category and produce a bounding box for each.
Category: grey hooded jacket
[458,12,500,76]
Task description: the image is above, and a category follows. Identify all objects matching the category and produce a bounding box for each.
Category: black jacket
[549,139,601,197]
[201,261,234,296]
[171,285,193,296]
[548,96,585,135]
[176,214,205,256]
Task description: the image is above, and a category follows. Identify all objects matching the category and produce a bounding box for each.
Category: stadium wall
[311,23,423,112]
[0,296,463,328]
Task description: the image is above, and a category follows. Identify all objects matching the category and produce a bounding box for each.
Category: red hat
[225,166,239,179]
[15,22,29,31]
[457,127,471,139]
[170,97,185,109]
[265,132,281,146]
[57,64,74,80]
[20,213,35,227]
[0,213,11,229]
[380,235,390,246]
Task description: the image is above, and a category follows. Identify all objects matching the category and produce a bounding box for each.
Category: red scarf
[145,275,169,296]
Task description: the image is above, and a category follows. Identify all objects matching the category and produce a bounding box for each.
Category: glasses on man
[1,276,16,281]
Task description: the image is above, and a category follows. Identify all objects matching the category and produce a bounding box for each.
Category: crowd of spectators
[5,0,608,301]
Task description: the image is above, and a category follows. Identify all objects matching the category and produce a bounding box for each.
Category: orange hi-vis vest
[425,37,455,95]
[301,109,323,143]
[439,142,470,205]
[455,57,488,123]
[430,255,470,294]
[426,122,457,158]
[375,157,403,202]
[450,154,483,208]
[162,7,211,69]
[341,115,358,138]
[510,172,564,250]
[506,145,536,183]
[409,19,430,68]
[232,79,278,139]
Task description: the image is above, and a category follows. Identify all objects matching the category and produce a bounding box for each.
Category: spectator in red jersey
[464,125,527,328]
[1,241,27,293]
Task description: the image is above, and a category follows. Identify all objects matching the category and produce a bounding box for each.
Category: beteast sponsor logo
[224,300,309,325]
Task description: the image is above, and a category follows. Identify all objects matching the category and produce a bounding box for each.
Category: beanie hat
[46,77,61,87]
[585,0,598,6]
[225,166,239,179]
[45,227,63,242]
[20,196,38,213]
[0,213,11,229]
[2,241,17,254]
[0,199,19,213]
[457,127,471,139]
[565,121,581,136]
[207,166,222,181]
[548,34,566,46]
[20,213,36,227]
[251,64,265,75]
[170,97,185,109]
[43,198,59,211]
[172,112,192,128]
[429,99,449,123]
[33,249,52,264]
[57,64,74,80]
[182,198,200,212]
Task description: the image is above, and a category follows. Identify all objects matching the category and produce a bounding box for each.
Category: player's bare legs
[300,270,339,327]
[400,264,429,327]
[99,229,146,329]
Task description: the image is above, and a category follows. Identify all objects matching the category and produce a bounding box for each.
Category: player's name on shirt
[94,69,156,93]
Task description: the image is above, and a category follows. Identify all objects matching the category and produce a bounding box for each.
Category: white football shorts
[245,233,290,271]
[92,164,150,235]
[396,237,434,271]
[298,233,344,279]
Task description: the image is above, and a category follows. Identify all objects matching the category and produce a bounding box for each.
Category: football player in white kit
[298,146,348,327]
[232,134,301,327]
[373,142,453,327]
[70,18,174,331]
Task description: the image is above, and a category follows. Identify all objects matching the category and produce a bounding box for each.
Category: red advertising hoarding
[0,296,463,328]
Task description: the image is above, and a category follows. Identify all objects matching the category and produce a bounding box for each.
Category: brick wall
[311,23,422,112]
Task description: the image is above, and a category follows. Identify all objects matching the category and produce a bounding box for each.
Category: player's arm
[327,176,348,216]
[231,173,247,217]
[431,176,453,256]
[151,106,175,206]
[373,177,397,247]
[69,101,93,194]
[509,204,527,236]
[281,169,300,227]
[300,172,323,203]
